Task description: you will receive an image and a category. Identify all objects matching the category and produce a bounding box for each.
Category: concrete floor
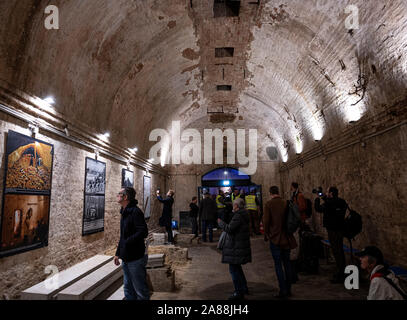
[151,231,369,300]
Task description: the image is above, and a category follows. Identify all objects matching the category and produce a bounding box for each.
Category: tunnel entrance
[198,167,263,218]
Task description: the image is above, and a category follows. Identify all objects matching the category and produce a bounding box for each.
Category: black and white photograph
[122,168,134,188]
[85,157,106,195]
[82,195,105,236]
[143,175,151,219]
[83,157,106,236]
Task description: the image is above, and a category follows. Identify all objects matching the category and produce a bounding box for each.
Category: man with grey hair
[114,187,150,300]
[217,197,252,300]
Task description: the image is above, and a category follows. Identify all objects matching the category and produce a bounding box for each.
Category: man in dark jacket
[114,187,149,300]
[199,192,217,242]
[314,186,348,283]
[218,197,251,300]
[157,189,175,244]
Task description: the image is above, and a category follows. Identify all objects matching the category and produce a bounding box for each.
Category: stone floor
[151,231,369,300]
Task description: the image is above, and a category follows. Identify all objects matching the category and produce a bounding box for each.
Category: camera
[312,187,324,197]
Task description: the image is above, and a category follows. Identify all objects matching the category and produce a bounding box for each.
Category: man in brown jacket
[263,186,297,299]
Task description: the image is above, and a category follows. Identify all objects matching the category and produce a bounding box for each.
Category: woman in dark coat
[217,198,252,300]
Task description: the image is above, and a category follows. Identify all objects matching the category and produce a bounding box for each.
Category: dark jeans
[248,210,260,234]
[201,220,214,242]
[122,255,150,300]
[270,242,292,296]
[191,216,198,236]
[229,264,248,295]
[327,230,345,278]
[165,225,174,243]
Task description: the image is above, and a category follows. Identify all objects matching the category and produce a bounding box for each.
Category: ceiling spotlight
[103,132,110,138]
[129,147,138,153]
[224,171,228,175]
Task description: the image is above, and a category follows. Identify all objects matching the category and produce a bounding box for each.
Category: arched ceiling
[1,0,406,163]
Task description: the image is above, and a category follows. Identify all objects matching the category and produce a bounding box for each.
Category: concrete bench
[147,254,165,269]
[21,255,113,300]
[57,262,123,300]
[107,285,124,300]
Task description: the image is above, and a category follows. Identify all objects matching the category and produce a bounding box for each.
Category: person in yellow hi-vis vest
[245,189,261,236]
[231,188,241,202]
[216,190,226,221]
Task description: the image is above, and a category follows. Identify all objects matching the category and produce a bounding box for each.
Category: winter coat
[368,265,406,300]
[189,203,199,218]
[314,197,348,231]
[199,197,217,221]
[263,196,297,250]
[218,208,252,265]
[157,195,174,227]
[115,200,148,262]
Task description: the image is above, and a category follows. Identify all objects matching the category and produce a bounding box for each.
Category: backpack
[371,269,407,300]
[305,198,313,218]
[286,200,301,234]
[343,208,362,239]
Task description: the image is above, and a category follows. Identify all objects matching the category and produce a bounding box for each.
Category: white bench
[57,262,123,300]
[107,285,125,300]
[21,255,113,300]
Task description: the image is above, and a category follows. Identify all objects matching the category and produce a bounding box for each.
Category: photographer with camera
[314,186,348,284]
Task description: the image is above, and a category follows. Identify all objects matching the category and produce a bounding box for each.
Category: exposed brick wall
[0,113,166,299]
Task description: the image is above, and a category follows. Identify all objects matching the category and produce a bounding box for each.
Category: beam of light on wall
[311,117,324,141]
[44,96,55,105]
[98,132,110,142]
[278,144,288,163]
[34,97,57,115]
[160,135,171,167]
[295,136,303,154]
[346,104,362,123]
[281,151,288,163]
[129,147,138,154]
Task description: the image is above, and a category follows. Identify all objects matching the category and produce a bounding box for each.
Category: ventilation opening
[214,0,241,18]
[215,47,235,58]
[217,85,232,91]
[266,147,279,161]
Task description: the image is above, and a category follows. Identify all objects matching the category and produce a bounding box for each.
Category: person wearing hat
[356,246,406,300]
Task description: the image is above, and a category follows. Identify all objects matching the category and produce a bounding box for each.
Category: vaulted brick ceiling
[1,0,406,161]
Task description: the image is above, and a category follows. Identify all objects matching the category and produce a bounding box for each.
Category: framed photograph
[83,157,106,236]
[143,176,151,219]
[85,157,106,195]
[0,194,50,256]
[4,130,53,194]
[82,195,105,235]
[122,168,134,188]
[1,130,53,258]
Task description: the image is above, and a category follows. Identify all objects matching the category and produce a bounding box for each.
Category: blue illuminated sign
[222,180,230,186]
